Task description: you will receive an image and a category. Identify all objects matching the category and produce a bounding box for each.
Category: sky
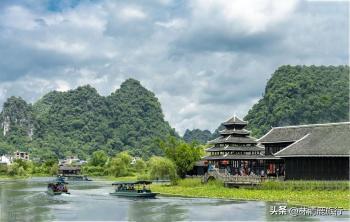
[0,0,348,135]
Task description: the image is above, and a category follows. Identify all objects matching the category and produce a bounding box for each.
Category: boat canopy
[112,180,152,185]
[52,178,68,184]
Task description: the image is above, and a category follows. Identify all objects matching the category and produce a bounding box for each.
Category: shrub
[148,156,177,183]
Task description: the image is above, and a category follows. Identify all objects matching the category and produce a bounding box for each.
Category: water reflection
[0,181,56,221]
[128,199,187,222]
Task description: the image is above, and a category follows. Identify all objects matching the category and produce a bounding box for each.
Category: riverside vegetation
[0,136,203,182]
[152,178,350,209]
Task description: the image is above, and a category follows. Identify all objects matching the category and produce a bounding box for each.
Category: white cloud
[55,80,71,92]
[118,6,147,21]
[0,0,347,135]
[155,18,187,29]
[35,38,87,55]
[1,6,39,30]
[190,0,299,33]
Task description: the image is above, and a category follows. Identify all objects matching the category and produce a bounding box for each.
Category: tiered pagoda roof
[222,116,248,126]
[219,129,250,135]
[204,115,264,160]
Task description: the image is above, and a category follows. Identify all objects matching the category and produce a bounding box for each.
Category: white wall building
[0,155,12,165]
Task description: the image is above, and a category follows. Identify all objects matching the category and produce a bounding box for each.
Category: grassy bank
[152,178,350,209]
[0,174,56,180]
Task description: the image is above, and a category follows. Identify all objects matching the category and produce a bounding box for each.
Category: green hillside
[183,129,213,144]
[0,79,177,159]
[245,65,349,137]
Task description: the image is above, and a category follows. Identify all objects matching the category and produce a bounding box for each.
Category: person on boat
[57,184,63,191]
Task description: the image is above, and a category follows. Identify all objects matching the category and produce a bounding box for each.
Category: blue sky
[0,0,348,134]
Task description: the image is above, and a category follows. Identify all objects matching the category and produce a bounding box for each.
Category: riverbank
[152,179,350,209]
[0,174,55,180]
[0,175,32,180]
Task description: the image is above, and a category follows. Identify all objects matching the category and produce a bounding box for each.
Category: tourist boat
[47,178,70,195]
[57,174,92,181]
[110,181,158,198]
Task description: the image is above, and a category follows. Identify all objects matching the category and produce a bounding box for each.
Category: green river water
[0,177,348,221]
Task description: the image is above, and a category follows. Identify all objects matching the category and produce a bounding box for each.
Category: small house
[13,151,29,161]
[0,155,11,165]
[58,166,81,176]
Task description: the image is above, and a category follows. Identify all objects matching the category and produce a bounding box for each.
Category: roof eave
[276,155,350,157]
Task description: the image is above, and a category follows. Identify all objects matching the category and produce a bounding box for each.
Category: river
[0,177,348,221]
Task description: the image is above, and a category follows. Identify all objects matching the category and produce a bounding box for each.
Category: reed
[152,178,350,209]
[257,180,350,191]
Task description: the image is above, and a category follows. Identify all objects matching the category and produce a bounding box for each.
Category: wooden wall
[284,157,349,180]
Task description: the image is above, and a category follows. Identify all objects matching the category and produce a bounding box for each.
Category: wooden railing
[203,168,274,185]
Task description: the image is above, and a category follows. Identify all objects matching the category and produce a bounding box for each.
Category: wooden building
[58,166,81,176]
[203,116,278,176]
[259,122,350,180]
[187,160,208,176]
[13,151,29,161]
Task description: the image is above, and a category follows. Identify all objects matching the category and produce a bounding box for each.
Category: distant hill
[0,79,177,159]
[245,65,349,137]
[183,129,213,144]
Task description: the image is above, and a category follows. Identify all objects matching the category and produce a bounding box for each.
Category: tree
[134,159,146,172]
[108,151,132,177]
[109,158,129,177]
[50,163,59,175]
[159,136,202,178]
[148,156,177,182]
[7,161,28,176]
[117,151,132,166]
[90,150,108,166]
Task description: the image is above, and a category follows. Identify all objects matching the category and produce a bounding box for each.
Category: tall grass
[152,178,350,209]
[177,178,202,187]
[258,180,350,191]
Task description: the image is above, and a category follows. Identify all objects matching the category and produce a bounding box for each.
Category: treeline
[0,158,58,177]
[0,136,203,182]
[82,136,204,182]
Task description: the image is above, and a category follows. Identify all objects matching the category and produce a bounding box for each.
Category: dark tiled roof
[203,154,280,160]
[222,116,247,126]
[209,135,257,144]
[275,123,350,157]
[259,126,311,143]
[206,145,264,152]
[258,122,350,143]
[219,129,250,135]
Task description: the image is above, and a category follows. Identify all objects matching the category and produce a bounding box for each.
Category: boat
[110,180,158,198]
[57,174,92,181]
[47,178,70,195]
